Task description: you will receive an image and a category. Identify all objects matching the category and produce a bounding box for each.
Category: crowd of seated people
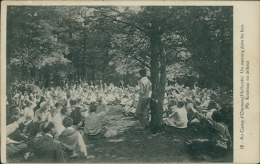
[160,84,233,158]
[7,82,119,162]
[6,81,233,161]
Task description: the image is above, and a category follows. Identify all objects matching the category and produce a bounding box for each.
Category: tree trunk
[157,46,167,130]
[149,32,162,133]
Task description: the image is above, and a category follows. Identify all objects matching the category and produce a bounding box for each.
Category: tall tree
[92,6,232,133]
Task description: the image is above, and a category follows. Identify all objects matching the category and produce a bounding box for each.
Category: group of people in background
[6,69,232,162]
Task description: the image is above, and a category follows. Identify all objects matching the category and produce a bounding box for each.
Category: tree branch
[124,37,151,69]
[129,53,151,69]
[100,13,148,35]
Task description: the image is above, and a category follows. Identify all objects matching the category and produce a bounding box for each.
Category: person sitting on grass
[186,98,201,125]
[30,122,66,163]
[122,93,138,117]
[33,96,46,113]
[190,100,220,134]
[58,117,87,159]
[163,100,188,131]
[70,105,84,128]
[6,115,28,158]
[187,107,232,158]
[51,101,64,118]
[7,106,27,142]
[28,102,53,142]
[83,102,108,140]
[163,99,177,118]
[53,106,72,139]
[22,100,36,133]
[199,93,220,111]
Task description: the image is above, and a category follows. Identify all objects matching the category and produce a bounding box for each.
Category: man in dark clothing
[70,106,83,126]
[30,122,66,163]
[27,122,41,141]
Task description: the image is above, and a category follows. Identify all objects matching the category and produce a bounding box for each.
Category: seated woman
[59,117,87,159]
[163,100,188,131]
[187,107,232,158]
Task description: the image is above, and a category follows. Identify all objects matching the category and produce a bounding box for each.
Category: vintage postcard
[1,1,259,163]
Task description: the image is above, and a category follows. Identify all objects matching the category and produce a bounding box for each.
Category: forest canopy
[7,6,233,90]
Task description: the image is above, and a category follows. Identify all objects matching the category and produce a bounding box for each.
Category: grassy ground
[7,105,233,163]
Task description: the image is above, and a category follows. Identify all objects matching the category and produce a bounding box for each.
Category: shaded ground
[7,105,233,163]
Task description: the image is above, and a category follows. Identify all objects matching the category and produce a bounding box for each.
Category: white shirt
[7,122,19,136]
[53,112,65,139]
[64,127,87,156]
[139,77,152,99]
[164,106,188,128]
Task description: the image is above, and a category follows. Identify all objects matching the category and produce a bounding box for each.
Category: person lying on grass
[187,107,232,157]
[83,101,109,140]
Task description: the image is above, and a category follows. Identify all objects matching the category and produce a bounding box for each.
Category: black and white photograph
[2,3,239,163]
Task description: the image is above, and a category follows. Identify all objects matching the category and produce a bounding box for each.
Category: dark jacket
[31,134,66,163]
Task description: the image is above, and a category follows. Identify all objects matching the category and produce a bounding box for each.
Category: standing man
[136,69,152,131]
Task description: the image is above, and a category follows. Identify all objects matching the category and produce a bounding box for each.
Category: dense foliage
[7,6,232,88]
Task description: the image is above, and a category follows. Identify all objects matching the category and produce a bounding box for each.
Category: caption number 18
[240,145,244,149]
